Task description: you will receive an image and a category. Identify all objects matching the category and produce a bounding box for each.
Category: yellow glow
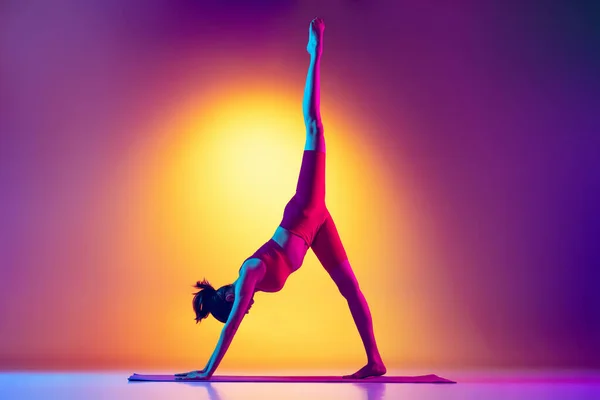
[114,76,425,370]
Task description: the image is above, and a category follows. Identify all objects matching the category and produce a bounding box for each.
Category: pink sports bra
[243,239,295,293]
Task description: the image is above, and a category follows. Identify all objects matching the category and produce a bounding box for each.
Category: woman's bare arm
[202,265,261,377]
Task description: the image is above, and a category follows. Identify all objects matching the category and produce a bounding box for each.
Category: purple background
[1,0,599,369]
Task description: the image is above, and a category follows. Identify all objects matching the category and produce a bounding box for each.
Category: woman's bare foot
[307,17,325,57]
[343,361,387,379]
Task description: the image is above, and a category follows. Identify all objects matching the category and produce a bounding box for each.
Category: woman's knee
[305,118,324,135]
[327,260,361,298]
[304,120,325,152]
[304,135,326,152]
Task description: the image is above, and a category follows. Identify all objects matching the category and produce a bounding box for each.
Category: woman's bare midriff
[271,225,310,271]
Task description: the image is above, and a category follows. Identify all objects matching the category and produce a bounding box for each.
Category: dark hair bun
[192,279,217,323]
[195,279,216,293]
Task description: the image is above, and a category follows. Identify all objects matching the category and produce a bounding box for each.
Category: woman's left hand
[175,370,211,380]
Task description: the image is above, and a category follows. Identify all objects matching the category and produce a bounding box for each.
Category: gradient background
[1,0,599,372]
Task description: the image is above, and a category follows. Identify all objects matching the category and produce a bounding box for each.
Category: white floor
[1,369,599,400]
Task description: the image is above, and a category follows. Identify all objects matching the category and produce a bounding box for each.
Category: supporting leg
[328,261,387,379]
[312,213,387,379]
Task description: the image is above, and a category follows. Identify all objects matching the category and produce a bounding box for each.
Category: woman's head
[192,279,234,323]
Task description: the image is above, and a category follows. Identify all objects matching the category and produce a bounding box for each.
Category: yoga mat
[128,373,455,383]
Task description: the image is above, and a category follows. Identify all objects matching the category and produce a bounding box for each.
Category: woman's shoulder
[241,258,266,276]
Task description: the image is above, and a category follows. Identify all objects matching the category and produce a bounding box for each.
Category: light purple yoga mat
[128,373,456,383]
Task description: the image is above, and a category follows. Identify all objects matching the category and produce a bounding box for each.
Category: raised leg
[304,18,326,153]
[274,18,329,265]
[278,17,328,248]
[312,213,387,379]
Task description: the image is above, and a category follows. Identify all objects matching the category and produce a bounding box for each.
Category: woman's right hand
[175,368,205,378]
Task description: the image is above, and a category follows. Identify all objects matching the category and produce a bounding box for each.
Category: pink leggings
[280,150,348,272]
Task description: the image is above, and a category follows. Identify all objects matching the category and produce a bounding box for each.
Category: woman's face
[225,285,254,314]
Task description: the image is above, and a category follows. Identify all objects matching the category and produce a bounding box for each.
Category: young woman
[176,18,386,380]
